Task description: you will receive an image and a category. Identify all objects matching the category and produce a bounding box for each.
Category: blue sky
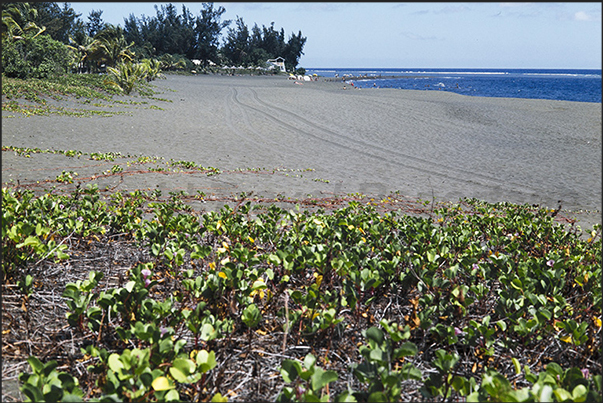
[68,2,602,69]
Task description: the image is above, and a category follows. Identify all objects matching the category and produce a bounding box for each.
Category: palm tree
[140,58,164,81]
[90,25,135,69]
[159,53,186,71]
[94,35,135,68]
[1,3,45,41]
[67,34,98,73]
[104,61,148,94]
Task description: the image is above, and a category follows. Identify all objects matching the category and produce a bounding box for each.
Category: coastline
[322,74,433,82]
[2,73,601,229]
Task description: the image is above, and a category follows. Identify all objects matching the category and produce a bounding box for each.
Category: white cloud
[573,11,601,22]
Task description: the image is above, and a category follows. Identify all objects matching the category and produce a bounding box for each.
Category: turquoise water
[305,68,602,103]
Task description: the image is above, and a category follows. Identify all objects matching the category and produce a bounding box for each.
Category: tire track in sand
[225,87,299,158]
[234,87,544,196]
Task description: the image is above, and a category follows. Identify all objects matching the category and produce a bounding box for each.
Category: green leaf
[334,390,357,402]
[159,339,173,355]
[21,383,44,403]
[552,388,571,402]
[545,362,563,377]
[196,350,216,373]
[62,391,86,402]
[365,327,384,346]
[26,356,44,374]
[252,278,267,290]
[16,236,40,249]
[152,376,175,391]
[353,362,376,382]
[107,354,123,373]
[303,354,317,371]
[466,391,481,402]
[369,347,386,362]
[367,391,388,402]
[56,250,70,260]
[42,360,58,378]
[211,393,229,402]
[242,304,261,329]
[451,375,466,393]
[512,357,521,375]
[125,281,136,293]
[165,389,180,401]
[281,359,302,383]
[426,249,438,263]
[400,363,422,381]
[572,384,588,402]
[267,253,281,266]
[169,358,197,383]
[539,384,553,402]
[311,367,338,391]
[394,342,418,358]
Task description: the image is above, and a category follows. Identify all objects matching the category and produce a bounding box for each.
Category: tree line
[1,2,307,79]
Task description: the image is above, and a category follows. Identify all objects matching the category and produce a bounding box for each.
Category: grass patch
[2,73,167,117]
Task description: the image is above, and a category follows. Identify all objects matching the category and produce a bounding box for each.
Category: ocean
[304,68,602,103]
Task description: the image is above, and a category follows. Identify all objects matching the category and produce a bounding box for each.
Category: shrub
[1,35,71,79]
[104,61,148,94]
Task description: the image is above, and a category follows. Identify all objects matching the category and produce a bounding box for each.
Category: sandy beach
[2,74,601,227]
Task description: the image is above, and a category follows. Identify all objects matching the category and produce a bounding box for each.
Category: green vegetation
[1,72,168,117]
[2,1,304,116]
[1,6,600,399]
[2,179,600,401]
[1,32,71,79]
[104,60,165,95]
[2,2,307,77]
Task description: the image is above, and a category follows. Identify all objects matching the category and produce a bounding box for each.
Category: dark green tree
[149,3,195,57]
[193,2,230,66]
[123,13,155,59]
[86,9,106,38]
[283,30,307,71]
[138,14,160,57]
[220,18,306,70]
[246,23,269,66]
[222,16,250,66]
[31,2,80,44]
[260,22,286,60]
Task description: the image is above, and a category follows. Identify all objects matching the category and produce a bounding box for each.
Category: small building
[267,57,286,72]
